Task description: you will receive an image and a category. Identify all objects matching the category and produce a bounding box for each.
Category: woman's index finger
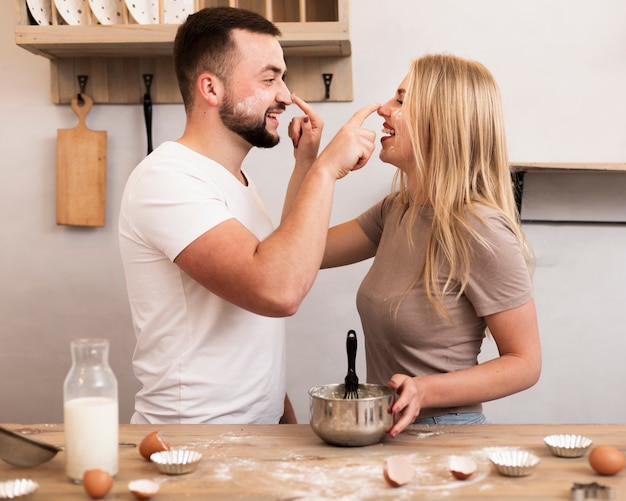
[347,103,381,127]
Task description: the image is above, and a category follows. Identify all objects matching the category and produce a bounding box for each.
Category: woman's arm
[322,220,377,268]
[387,299,541,437]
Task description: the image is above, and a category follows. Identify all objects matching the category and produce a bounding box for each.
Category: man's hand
[288,94,324,167]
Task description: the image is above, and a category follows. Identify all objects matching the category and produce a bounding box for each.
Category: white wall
[1,0,625,425]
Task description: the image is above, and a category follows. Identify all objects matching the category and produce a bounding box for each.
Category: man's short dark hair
[173,7,281,110]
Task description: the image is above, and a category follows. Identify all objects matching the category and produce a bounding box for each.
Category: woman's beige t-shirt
[356,194,533,418]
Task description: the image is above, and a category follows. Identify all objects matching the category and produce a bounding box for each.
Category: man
[118,7,378,424]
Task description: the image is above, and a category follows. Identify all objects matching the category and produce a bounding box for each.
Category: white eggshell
[383,455,415,487]
[449,455,477,480]
[128,479,160,499]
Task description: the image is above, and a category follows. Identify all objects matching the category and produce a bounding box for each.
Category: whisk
[343,330,359,399]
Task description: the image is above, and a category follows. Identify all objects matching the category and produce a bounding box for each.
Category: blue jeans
[412,412,489,425]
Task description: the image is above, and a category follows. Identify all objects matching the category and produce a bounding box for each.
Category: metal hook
[142,74,153,94]
[143,74,154,155]
[76,75,88,105]
[322,73,333,100]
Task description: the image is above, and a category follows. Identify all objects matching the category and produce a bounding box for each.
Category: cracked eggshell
[139,430,170,460]
[128,479,160,499]
[383,455,414,487]
[449,455,477,480]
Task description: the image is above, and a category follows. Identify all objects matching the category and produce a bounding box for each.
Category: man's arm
[174,103,379,317]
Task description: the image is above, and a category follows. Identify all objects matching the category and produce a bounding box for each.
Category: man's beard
[219,91,283,149]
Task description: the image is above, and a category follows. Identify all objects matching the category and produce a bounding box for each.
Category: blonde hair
[395,54,533,320]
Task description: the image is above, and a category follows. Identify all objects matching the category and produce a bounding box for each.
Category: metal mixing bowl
[308,383,394,447]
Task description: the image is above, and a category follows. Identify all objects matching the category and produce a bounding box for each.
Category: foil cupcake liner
[0,479,39,499]
[544,434,592,458]
[489,449,540,477]
[150,449,202,475]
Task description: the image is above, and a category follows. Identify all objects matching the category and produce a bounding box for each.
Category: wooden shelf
[511,162,626,173]
[14,22,351,59]
[510,162,626,216]
[13,0,352,103]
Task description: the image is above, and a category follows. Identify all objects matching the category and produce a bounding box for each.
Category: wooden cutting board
[56,92,107,227]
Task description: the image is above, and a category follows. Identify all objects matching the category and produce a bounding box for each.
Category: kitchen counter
[0,423,624,499]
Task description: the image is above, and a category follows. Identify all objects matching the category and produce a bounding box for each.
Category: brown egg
[383,455,415,487]
[589,445,626,476]
[83,469,113,499]
[139,431,170,460]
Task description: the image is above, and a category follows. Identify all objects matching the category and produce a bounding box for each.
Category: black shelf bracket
[511,170,526,216]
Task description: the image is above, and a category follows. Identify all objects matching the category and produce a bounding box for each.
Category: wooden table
[1,423,625,500]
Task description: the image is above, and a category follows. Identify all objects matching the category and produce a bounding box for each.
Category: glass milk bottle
[63,338,118,483]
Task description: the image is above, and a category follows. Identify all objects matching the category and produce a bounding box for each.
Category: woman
[290,54,541,437]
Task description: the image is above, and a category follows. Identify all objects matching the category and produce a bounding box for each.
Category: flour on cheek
[234,89,273,116]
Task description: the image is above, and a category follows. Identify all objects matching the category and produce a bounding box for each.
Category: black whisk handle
[346,330,357,372]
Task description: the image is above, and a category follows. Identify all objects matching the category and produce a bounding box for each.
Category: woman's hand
[314,103,379,179]
[387,374,423,438]
[384,300,541,439]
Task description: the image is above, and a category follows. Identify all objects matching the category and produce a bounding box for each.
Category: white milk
[64,396,119,482]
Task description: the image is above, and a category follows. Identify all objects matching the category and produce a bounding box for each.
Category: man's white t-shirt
[119,141,286,424]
